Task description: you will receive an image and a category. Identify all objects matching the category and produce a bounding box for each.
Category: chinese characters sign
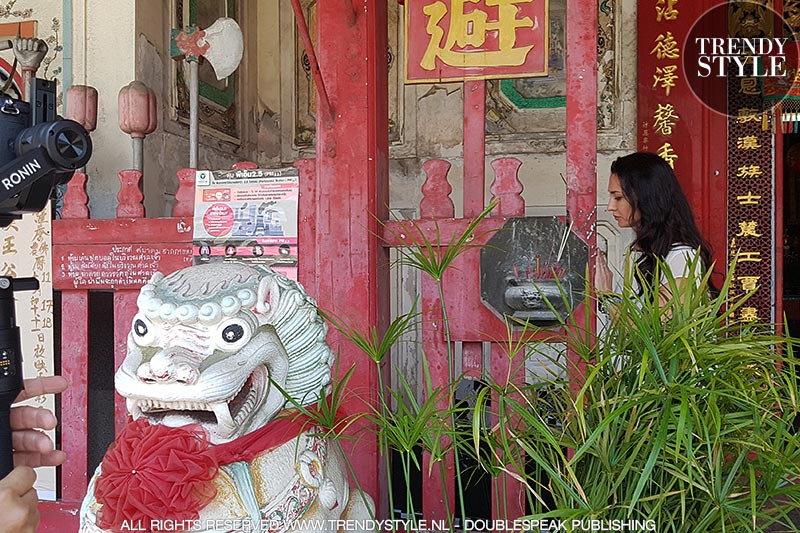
[639,1,686,167]
[727,88,773,325]
[405,0,548,83]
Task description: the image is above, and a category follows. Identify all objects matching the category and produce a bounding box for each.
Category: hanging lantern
[118,81,157,138]
[66,85,98,132]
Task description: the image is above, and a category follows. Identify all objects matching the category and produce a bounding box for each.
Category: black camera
[0,78,92,478]
[0,78,92,227]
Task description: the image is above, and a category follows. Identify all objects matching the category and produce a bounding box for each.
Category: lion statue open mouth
[80,263,375,533]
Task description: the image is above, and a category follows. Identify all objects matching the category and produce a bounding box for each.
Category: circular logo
[202,203,234,237]
[683,1,799,117]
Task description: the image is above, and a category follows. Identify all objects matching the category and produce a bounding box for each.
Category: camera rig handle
[0,276,38,479]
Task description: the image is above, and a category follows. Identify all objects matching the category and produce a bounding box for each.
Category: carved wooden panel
[485,0,618,135]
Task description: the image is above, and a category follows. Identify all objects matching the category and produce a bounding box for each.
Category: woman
[595,152,714,303]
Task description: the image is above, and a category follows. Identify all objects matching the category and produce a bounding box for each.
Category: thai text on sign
[405,0,548,83]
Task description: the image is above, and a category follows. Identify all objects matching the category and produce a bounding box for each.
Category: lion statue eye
[131,315,158,346]
[134,319,148,336]
[222,324,244,343]
[215,319,253,352]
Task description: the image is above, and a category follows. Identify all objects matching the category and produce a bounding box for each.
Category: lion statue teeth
[80,263,375,533]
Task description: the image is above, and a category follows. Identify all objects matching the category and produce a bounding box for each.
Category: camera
[0,77,93,478]
[0,78,92,227]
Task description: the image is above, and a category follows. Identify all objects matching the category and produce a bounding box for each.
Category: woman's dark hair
[610,152,715,292]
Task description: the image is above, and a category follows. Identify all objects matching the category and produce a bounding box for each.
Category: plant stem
[437,281,467,528]
[402,451,415,527]
[376,362,396,530]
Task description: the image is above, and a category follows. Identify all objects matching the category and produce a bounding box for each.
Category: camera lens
[15,119,92,170]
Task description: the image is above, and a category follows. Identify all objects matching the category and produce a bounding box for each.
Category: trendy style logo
[683,1,799,116]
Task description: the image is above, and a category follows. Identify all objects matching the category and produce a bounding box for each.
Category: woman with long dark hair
[595,151,715,301]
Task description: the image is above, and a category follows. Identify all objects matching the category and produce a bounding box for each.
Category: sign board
[192,167,298,280]
[405,0,548,83]
[52,244,193,290]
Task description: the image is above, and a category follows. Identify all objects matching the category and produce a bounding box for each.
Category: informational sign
[192,167,298,280]
[53,244,193,290]
[0,208,55,499]
[405,0,548,83]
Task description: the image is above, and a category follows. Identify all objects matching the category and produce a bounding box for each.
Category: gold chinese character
[421,0,534,70]
[650,32,680,59]
[736,136,761,150]
[735,165,762,179]
[0,263,16,277]
[656,0,679,22]
[736,191,762,205]
[657,142,678,168]
[740,77,759,95]
[653,103,679,135]
[653,65,679,96]
[738,275,760,292]
[735,221,762,237]
[736,108,762,123]
[737,251,762,263]
[33,226,49,242]
[2,236,16,255]
[739,307,759,322]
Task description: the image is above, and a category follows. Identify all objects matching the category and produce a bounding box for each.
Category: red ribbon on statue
[94,411,316,533]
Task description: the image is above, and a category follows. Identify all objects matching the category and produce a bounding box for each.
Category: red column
[566,0,598,384]
[306,0,389,515]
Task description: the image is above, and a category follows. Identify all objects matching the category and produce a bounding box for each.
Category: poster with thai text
[192,167,298,280]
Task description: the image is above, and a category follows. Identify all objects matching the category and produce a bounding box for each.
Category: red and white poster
[192,167,299,280]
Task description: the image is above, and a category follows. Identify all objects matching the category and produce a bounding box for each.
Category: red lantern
[118,81,157,138]
[66,85,98,132]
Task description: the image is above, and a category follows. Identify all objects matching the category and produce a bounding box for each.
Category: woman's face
[607,173,639,228]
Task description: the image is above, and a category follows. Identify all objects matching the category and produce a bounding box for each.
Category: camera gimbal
[0,76,92,477]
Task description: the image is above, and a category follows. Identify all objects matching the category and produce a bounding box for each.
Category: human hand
[0,466,39,533]
[13,38,48,70]
[11,376,67,468]
[594,252,614,294]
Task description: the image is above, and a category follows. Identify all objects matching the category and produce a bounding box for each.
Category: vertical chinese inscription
[646,0,683,167]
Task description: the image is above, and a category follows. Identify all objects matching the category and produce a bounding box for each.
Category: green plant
[471,259,800,532]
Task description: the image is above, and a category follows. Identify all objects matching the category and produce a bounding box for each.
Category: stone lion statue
[80,263,375,533]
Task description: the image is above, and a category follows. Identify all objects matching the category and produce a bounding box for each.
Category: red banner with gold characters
[405,0,548,83]
[638,0,697,177]
[639,1,778,324]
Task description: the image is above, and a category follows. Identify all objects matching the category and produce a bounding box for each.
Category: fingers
[14,375,68,404]
[10,406,57,432]
[594,254,614,293]
[13,449,66,468]
[11,429,66,467]
[12,429,55,455]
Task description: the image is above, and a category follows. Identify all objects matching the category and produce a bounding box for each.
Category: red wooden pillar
[566,0,598,382]
[304,0,389,515]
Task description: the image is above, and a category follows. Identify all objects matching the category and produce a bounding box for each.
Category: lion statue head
[115,262,334,444]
